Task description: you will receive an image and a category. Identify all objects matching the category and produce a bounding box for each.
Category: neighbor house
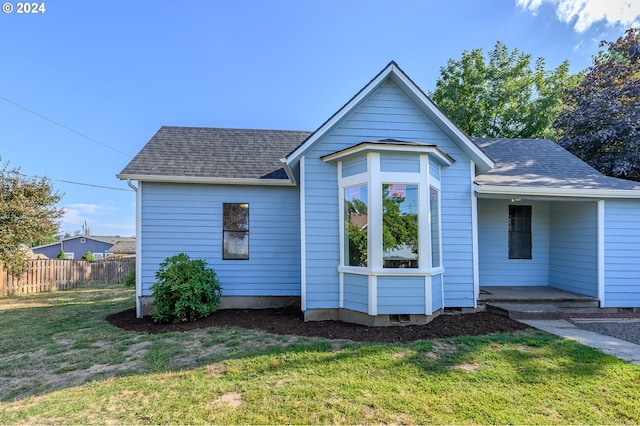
[118,62,640,324]
[31,235,135,260]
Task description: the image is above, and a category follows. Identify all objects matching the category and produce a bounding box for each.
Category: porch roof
[474,138,640,197]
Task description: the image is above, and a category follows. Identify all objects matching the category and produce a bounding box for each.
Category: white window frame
[337,151,443,275]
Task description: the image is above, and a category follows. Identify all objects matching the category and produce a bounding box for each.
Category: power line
[17,172,133,192]
[0,96,133,158]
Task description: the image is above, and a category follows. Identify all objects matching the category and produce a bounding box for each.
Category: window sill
[338,266,445,276]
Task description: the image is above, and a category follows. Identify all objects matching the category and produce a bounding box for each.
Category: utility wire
[17,172,133,192]
[0,96,133,158]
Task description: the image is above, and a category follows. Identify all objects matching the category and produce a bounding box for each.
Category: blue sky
[1,0,638,237]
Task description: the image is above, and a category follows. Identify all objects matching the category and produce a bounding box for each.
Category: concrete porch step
[486,303,564,320]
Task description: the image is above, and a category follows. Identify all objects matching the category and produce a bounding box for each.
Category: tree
[0,158,65,275]
[81,251,95,261]
[430,41,579,139]
[554,28,640,181]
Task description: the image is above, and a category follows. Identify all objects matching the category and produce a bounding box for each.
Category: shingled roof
[474,138,640,191]
[118,126,311,181]
[118,127,640,194]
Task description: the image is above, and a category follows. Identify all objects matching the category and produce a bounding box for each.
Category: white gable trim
[284,62,493,173]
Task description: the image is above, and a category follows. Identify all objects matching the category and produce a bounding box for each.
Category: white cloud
[517,0,640,32]
[65,203,109,216]
[61,203,125,235]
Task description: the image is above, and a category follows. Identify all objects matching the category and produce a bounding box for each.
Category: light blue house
[118,62,640,324]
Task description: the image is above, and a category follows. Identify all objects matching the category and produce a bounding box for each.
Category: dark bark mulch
[106,308,530,343]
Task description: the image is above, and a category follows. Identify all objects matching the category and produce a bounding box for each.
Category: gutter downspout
[127,179,143,318]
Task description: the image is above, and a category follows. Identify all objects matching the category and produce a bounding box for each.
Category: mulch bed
[107,308,530,343]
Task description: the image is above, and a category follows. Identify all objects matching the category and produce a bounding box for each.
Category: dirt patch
[106,308,529,343]
[214,392,242,407]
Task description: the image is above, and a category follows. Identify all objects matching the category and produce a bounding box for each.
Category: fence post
[50,260,56,291]
[0,262,4,297]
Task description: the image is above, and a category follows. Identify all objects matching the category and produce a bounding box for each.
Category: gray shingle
[474,138,640,190]
[119,127,311,180]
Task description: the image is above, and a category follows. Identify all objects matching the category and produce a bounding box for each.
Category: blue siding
[32,243,62,259]
[549,202,598,297]
[343,273,368,312]
[377,275,425,314]
[303,79,476,310]
[342,155,367,177]
[478,199,550,286]
[380,153,420,173]
[429,157,440,180]
[604,200,640,307]
[140,182,301,297]
[431,273,443,311]
[440,158,475,306]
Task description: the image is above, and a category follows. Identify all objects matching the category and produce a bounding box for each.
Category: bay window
[324,143,450,273]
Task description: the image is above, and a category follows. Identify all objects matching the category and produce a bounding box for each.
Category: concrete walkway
[520,319,640,366]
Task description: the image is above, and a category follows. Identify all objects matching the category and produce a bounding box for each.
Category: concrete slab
[570,318,640,324]
[520,319,640,366]
[487,303,563,320]
[480,286,597,302]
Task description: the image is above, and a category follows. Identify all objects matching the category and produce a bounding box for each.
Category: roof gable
[285,61,494,173]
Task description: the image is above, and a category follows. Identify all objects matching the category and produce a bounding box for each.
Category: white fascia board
[475,184,640,199]
[116,174,296,187]
[280,159,297,185]
[388,70,494,173]
[322,143,454,166]
[285,63,399,166]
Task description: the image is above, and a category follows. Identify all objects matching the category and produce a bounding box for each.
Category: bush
[150,253,222,323]
[124,269,136,287]
[56,250,67,259]
[81,251,95,261]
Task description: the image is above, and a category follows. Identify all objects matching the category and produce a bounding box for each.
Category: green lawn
[1,284,639,424]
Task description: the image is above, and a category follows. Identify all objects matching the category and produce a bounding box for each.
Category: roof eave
[321,142,455,165]
[116,174,297,187]
[475,184,640,199]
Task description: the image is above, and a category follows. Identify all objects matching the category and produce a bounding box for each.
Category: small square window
[223,203,249,260]
[80,238,86,244]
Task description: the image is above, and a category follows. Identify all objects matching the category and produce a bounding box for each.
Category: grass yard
[1,284,639,424]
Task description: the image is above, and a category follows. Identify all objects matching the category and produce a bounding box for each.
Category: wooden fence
[0,259,134,296]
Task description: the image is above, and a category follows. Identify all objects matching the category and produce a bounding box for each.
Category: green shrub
[56,250,67,259]
[150,253,222,323]
[124,269,136,287]
[81,251,95,261]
